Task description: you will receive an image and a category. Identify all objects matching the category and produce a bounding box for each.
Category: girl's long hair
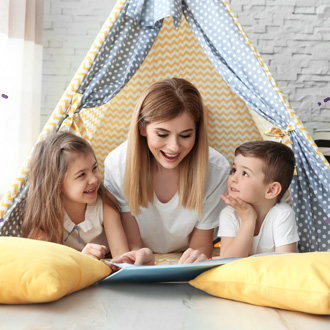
[124,78,209,218]
[22,132,118,243]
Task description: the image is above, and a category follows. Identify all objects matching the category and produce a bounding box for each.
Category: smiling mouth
[161,151,181,161]
[230,187,239,193]
[84,188,97,194]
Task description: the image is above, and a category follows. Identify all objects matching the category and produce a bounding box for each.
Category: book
[100,257,241,283]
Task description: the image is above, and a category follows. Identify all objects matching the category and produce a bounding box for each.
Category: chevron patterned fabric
[91,16,262,176]
[1,0,329,253]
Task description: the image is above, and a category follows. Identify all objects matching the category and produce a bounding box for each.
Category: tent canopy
[1,0,329,252]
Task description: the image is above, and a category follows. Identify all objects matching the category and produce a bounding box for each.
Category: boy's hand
[82,243,108,260]
[111,248,155,265]
[221,193,257,224]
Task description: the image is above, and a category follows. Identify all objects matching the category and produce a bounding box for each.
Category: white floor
[1,282,329,330]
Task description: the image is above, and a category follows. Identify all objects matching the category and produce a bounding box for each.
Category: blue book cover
[100,257,241,283]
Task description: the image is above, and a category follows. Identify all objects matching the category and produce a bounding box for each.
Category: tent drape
[1,0,329,251]
[181,0,330,252]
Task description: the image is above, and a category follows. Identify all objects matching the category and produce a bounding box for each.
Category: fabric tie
[64,225,82,244]
[60,93,89,138]
[263,122,296,142]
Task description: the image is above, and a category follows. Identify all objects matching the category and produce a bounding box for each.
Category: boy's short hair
[235,140,295,202]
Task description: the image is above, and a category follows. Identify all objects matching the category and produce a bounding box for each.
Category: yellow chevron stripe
[3,3,314,219]
[1,1,129,217]
[90,16,261,171]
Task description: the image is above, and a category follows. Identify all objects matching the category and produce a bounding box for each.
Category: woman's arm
[103,203,130,258]
[178,228,214,264]
[110,212,155,265]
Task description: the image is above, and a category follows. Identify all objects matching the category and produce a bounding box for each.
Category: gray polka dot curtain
[1,0,329,252]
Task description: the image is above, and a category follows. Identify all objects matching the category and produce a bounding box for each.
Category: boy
[218,140,299,257]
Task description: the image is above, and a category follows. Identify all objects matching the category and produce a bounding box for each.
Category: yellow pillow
[0,237,111,304]
[190,252,330,314]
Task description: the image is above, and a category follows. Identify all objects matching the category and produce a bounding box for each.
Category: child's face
[62,151,101,207]
[140,112,196,171]
[227,154,270,205]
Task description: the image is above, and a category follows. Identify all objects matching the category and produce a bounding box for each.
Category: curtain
[1,0,329,251]
[0,0,43,194]
[182,0,330,251]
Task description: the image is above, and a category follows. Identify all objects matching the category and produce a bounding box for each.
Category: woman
[104,78,229,263]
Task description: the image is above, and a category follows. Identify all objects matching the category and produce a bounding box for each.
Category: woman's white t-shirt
[104,141,230,253]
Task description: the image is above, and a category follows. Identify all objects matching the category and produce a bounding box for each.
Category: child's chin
[84,192,98,202]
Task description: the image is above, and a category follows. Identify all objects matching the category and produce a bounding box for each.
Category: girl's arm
[103,203,130,258]
[82,243,108,260]
[178,228,214,264]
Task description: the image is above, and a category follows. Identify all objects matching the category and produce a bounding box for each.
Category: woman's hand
[179,227,214,264]
[82,243,108,260]
[178,248,208,264]
[111,248,155,265]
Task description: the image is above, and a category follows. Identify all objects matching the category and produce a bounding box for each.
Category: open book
[100,257,241,283]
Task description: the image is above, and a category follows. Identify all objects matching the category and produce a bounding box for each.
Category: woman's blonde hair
[22,132,118,243]
[124,78,209,217]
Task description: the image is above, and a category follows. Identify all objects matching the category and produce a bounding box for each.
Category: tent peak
[127,0,183,29]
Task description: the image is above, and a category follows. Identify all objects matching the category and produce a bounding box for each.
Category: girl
[22,132,154,264]
[105,78,230,264]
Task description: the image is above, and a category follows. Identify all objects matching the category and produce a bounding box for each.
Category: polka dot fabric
[78,0,183,109]
[290,129,330,251]
[183,0,330,251]
[0,196,25,237]
[2,0,329,250]
[183,0,290,129]
[78,1,160,109]
[127,0,182,29]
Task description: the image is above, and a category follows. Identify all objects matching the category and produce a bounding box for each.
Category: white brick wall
[228,0,330,135]
[41,0,117,127]
[41,0,330,136]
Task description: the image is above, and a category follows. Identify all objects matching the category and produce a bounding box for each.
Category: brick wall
[41,0,117,126]
[228,0,330,135]
[41,0,330,136]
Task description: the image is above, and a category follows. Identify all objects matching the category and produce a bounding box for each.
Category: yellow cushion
[0,237,111,304]
[190,252,330,314]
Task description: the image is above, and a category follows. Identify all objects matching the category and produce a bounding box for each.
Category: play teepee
[1,0,329,252]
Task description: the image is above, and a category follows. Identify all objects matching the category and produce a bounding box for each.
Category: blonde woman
[105,78,230,264]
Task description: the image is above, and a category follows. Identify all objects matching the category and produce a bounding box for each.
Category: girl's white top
[63,196,109,251]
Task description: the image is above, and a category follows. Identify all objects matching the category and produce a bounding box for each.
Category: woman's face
[140,112,196,170]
